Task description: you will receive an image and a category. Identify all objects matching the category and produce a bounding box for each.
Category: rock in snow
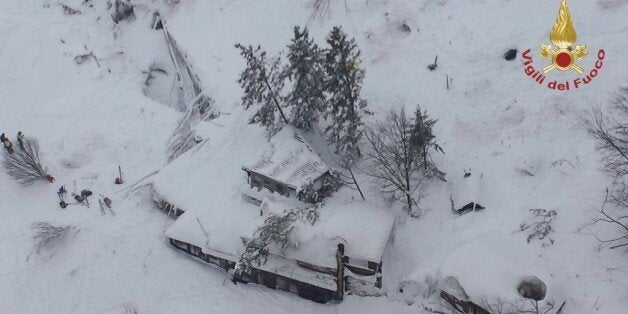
[504,49,518,61]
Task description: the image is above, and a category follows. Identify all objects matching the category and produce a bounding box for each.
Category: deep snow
[1,0,628,313]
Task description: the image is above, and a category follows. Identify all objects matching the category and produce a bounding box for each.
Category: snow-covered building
[163,199,394,303]
[152,125,395,303]
[241,126,336,204]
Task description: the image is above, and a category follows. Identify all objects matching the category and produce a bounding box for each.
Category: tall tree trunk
[405,170,413,213]
[405,190,413,214]
[347,166,365,200]
[262,73,288,124]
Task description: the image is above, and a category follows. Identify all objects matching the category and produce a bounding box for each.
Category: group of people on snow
[1,131,25,154]
[57,185,94,207]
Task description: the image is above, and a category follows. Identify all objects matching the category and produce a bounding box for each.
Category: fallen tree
[3,137,53,186]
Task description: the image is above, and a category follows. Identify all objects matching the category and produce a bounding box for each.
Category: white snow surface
[1,0,628,313]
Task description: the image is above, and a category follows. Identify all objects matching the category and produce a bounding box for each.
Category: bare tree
[582,88,628,250]
[365,107,424,215]
[3,137,50,186]
[582,91,628,182]
[578,188,628,250]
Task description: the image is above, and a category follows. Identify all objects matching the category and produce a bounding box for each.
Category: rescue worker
[16,131,24,150]
[3,139,13,154]
[57,185,67,202]
[81,189,92,206]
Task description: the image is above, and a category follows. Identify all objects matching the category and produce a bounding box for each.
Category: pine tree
[323,26,371,165]
[286,26,326,131]
[235,44,288,133]
[410,105,444,177]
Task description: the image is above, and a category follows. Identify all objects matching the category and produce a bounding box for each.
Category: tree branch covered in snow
[3,137,49,186]
[30,222,78,258]
[480,296,558,314]
[518,209,557,247]
[235,205,320,275]
[578,189,628,250]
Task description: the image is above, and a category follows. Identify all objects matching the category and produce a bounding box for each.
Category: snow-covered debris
[111,0,135,24]
[449,171,485,214]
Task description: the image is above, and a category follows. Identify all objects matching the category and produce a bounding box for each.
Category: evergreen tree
[410,105,444,176]
[285,26,326,131]
[235,44,288,133]
[323,26,371,166]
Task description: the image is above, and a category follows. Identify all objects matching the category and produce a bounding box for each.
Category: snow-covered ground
[1,0,628,313]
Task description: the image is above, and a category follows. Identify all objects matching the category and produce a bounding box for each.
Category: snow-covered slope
[1,0,628,313]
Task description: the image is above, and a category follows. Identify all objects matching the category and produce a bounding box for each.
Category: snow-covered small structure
[242,126,335,203]
[450,172,486,214]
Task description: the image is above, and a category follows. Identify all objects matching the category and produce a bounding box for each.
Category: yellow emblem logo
[540,0,588,74]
